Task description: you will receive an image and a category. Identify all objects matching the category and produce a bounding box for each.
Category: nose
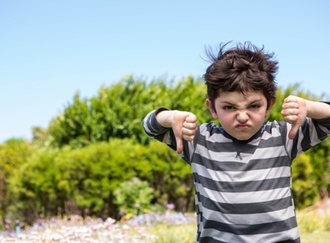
[236,110,249,123]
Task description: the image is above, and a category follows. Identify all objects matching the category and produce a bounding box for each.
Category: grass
[300,232,330,243]
[146,223,196,243]
[141,211,330,243]
[297,211,330,243]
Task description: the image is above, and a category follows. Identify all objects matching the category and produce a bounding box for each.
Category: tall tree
[47,76,207,148]
[0,139,34,228]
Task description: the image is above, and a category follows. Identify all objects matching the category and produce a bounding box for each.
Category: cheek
[256,109,269,119]
[217,113,233,126]
[251,112,268,124]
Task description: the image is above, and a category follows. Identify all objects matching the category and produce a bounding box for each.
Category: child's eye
[249,104,261,110]
[223,106,235,110]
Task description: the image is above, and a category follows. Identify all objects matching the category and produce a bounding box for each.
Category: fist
[172,111,197,153]
[281,95,307,139]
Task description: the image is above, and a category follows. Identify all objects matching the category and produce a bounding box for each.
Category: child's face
[206,91,274,141]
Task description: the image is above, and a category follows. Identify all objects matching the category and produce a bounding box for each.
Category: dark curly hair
[204,42,278,110]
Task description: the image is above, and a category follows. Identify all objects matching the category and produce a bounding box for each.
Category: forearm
[306,100,330,119]
[142,109,172,139]
[155,110,176,128]
[144,108,197,153]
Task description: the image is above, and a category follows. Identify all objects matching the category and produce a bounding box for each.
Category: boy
[142,42,330,242]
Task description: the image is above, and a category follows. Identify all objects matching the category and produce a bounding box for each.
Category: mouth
[235,124,251,129]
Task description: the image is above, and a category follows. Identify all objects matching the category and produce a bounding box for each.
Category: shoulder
[263,120,287,132]
[196,122,232,145]
[199,122,224,136]
[261,120,289,139]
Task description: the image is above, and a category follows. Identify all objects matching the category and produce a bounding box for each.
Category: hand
[281,95,307,139]
[172,111,197,153]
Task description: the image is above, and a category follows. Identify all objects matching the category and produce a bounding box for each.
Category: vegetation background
[0,76,329,230]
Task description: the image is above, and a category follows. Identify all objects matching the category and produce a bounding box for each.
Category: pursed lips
[235,124,251,129]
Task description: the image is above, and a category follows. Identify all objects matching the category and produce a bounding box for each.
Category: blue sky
[1,0,329,142]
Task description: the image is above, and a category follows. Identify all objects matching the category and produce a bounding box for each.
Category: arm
[306,100,330,119]
[156,110,197,153]
[281,95,330,139]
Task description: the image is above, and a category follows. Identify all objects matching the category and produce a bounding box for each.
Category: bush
[113,177,154,219]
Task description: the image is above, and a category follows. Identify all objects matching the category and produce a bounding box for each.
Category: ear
[265,97,276,117]
[206,98,218,119]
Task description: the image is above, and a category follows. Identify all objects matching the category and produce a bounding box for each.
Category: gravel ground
[0,212,195,243]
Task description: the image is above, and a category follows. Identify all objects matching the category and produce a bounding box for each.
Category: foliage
[0,139,35,229]
[8,139,194,224]
[291,154,318,208]
[305,138,330,192]
[113,177,154,218]
[168,76,209,124]
[1,76,330,227]
[8,148,62,224]
[297,211,330,234]
[47,76,208,148]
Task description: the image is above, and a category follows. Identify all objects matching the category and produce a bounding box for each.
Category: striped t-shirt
[142,108,330,243]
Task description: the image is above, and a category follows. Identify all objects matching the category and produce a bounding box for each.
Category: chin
[233,134,253,141]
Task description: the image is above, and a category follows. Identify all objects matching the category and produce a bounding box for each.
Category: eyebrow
[220,99,263,105]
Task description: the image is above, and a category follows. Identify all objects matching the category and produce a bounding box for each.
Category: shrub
[113,177,154,219]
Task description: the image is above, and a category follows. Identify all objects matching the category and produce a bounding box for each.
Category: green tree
[9,138,196,223]
[0,139,34,228]
[8,148,62,224]
[49,92,90,148]
[47,76,208,149]
[6,77,329,226]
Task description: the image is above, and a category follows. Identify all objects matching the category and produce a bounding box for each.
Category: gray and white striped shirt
[142,108,330,243]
